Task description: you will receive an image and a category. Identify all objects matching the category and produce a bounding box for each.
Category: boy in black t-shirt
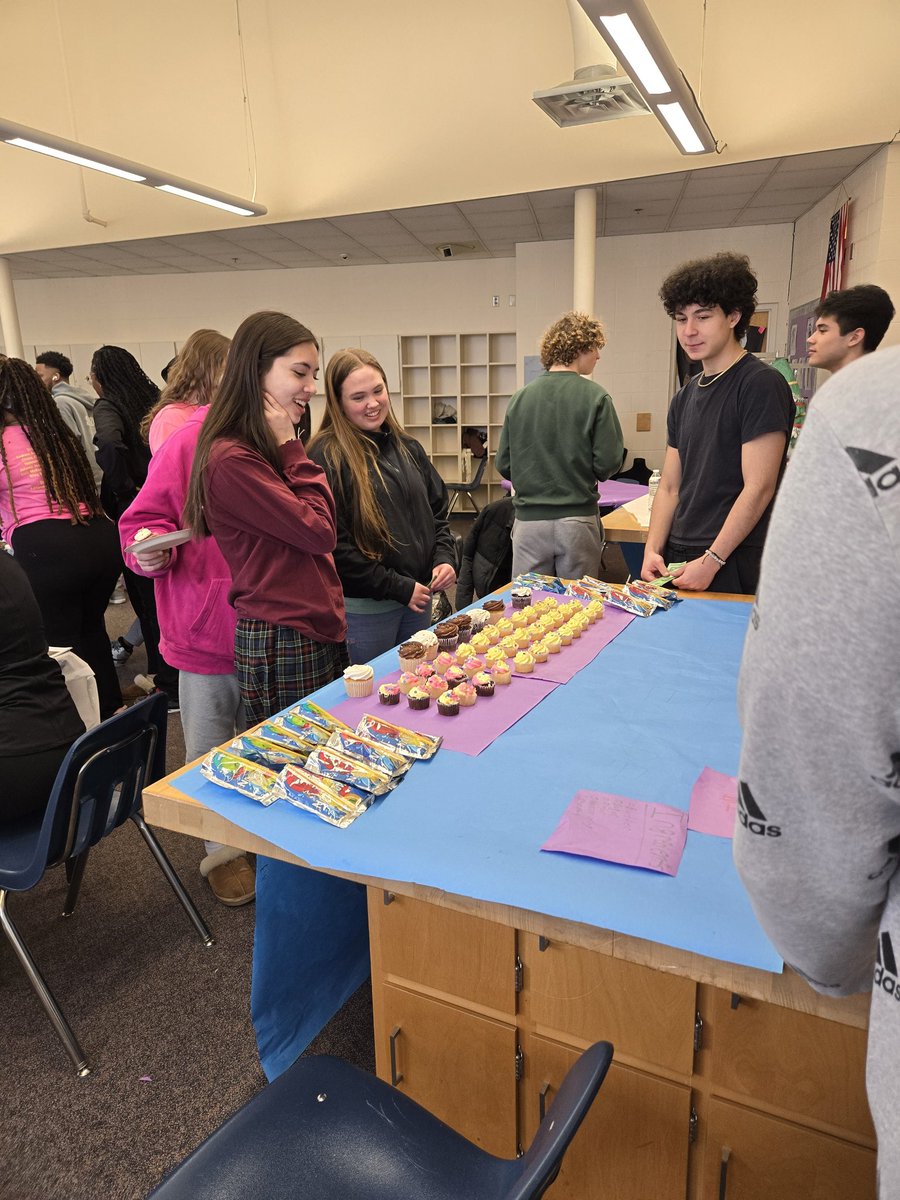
[642,252,794,594]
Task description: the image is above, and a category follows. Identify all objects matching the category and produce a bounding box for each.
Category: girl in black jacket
[307,349,457,663]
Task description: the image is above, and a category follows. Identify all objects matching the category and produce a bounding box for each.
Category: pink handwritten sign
[688,767,738,839]
[541,789,688,876]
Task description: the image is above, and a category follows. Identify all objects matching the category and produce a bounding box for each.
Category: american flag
[820,200,850,300]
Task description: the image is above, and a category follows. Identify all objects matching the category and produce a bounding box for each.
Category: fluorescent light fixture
[156,184,256,217]
[6,137,147,181]
[599,14,670,94]
[657,102,705,154]
[0,116,267,216]
[577,0,717,155]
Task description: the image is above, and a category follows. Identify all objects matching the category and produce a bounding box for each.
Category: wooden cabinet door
[521,1033,691,1199]
[376,983,518,1157]
[521,933,696,1075]
[370,892,516,1016]
[699,1099,876,1200]
[704,988,874,1138]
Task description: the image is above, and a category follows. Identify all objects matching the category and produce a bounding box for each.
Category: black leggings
[122,565,178,695]
[12,517,123,718]
[0,744,70,824]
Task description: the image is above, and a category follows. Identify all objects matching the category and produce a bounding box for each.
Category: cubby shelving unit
[400,332,517,509]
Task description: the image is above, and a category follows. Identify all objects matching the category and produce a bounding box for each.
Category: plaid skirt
[234,619,349,726]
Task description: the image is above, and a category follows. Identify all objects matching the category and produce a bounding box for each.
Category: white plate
[124,528,192,554]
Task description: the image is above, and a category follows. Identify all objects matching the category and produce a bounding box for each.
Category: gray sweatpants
[179,670,245,856]
[511,514,605,580]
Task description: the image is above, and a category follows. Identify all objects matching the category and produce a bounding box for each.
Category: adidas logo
[737,782,781,837]
[874,931,900,1001]
[845,446,900,498]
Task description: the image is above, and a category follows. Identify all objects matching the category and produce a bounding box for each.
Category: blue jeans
[345,605,432,664]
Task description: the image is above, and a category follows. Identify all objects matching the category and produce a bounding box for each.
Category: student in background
[307,348,456,663]
[806,283,895,376]
[33,351,102,490]
[182,311,348,724]
[642,252,794,594]
[735,346,900,1194]
[496,312,623,581]
[0,358,122,718]
[455,496,514,607]
[91,345,179,708]
[141,329,231,454]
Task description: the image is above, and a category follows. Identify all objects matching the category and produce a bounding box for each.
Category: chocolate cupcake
[473,671,495,697]
[407,686,430,711]
[434,621,459,652]
[379,683,401,705]
[437,692,459,716]
[483,599,505,624]
[511,586,533,609]
[398,640,427,671]
[453,613,472,638]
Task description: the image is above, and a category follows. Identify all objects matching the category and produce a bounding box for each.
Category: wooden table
[143,594,876,1199]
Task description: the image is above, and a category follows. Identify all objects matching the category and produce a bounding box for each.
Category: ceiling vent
[433,242,483,260]
[533,63,650,128]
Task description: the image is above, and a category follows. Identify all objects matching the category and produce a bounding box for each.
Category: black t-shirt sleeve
[736,368,794,443]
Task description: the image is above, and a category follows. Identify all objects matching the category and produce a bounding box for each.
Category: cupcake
[398,640,426,671]
[482,624,501,645]
[470,632,490,654]
[490,662,512,685]
[343,664,374,697]
[511,587,533,608]
[510,611,528,630]
[398,671,419,694]
[532,642,549,663]
[444,665,467,688]
[485,646,506,666]
[500,636,519,658]
[496,618,514,638]
[453,613,472,638]
[514,631,532,649]
[424,675,449,699]
[558,627,573,646]
[455,641,475,663]
[514,651,534,674]
[433,651,456,674]
[435,621,459,652]
[585,600,604,623]
[564,622,582,640]
[483,599,505,624]
[473,671,495,697]
[410,629,439,661]
[524,607,541,625]
[467,608,489,632]
[415,662,436,680]
[407,686,430,711]
[379,683,401,705]
[454,681,477,707]
[544,633,562,654]
[463,656,485,679]
[437,692,459,716]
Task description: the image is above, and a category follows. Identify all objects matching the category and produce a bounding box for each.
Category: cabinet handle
[389,1026,403,1086]
[539,1081,551,1122]
[719,1146,731,1199]
[383,890,395,905]
[730,992,742,1009]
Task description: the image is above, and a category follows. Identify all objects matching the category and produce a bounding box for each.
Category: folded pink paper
[542,789,688,876]
[688,767,738,839]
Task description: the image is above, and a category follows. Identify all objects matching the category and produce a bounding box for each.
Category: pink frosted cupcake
[415,662,436,680]
[445,665,467,688]
[463,656,485,679]
[398,671,419,694]
[454,681,477,707]
[437,691,459,716]
[424,675,449,699]
[379,683,401,705]
[491,662,512,686]
[433,651,456,675]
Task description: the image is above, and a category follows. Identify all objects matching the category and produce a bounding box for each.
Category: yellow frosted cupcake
[532,641,549,663]
[558,627,573,646]
[470,632,490,654]
[495,618,514,638]
[455,641,475,663]
[514,630,532,649]
[544,633,562,654]
[482,624,501,645]
[514,651,534,674]
[510,610,528,629]
[490,662,512,685]
[485,645,506,665]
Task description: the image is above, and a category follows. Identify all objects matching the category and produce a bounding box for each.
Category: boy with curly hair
[642,252,794,594]
[496,311,623,580]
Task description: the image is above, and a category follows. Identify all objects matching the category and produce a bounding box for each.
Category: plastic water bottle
[648,468,661,512]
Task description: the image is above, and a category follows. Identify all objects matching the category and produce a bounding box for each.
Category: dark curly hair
[35,350,74,378]
[659,252,758,339]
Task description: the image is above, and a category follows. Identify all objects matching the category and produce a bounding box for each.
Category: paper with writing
[542,789,688,876]
[688,767,738,839]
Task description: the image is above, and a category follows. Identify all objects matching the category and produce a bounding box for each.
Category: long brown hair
[0,358,102,525]
[182,312,317,537]
[308,348,412,559]
[140,329,231,441]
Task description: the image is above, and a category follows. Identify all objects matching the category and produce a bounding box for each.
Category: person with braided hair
[0,357,122,718]
[91,345,179,707]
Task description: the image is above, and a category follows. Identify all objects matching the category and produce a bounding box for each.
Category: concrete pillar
[0,258,25,359]
[573,187,597,313]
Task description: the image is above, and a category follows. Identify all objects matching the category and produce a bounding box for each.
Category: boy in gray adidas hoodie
[735,346,900,1196]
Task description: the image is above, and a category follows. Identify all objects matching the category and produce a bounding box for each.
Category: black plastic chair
[446,454,488,515]
[149,1041,614,1200]
[0,693,214,1076]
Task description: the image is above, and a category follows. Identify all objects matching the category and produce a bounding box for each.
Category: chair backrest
[0,693,168,893]
[507,1041,614,1200]
[466,454,488,488]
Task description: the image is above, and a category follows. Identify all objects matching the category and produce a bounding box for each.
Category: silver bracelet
[704,548,727,567]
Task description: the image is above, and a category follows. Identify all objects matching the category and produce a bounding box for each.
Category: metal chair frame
[446,454,488,515]
[0,695,214,1076]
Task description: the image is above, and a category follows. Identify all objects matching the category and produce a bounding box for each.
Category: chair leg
[0,890,91,1076]
[130,813,215,947]
[447,491,459,516]
[62,850,90,917]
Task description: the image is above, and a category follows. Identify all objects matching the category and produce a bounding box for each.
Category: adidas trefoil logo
[737,782,781,837]
[874,932,900,1001]
[844,446,900,498]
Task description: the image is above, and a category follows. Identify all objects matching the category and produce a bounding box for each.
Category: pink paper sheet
[331,673,558,757]
[688,767,738,838]
[542,789,688,876]
[510,593,635,683]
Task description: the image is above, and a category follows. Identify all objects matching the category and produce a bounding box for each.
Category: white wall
[515,223,794,470]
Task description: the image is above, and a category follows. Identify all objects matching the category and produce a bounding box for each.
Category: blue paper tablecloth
[173,596,780,1071]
